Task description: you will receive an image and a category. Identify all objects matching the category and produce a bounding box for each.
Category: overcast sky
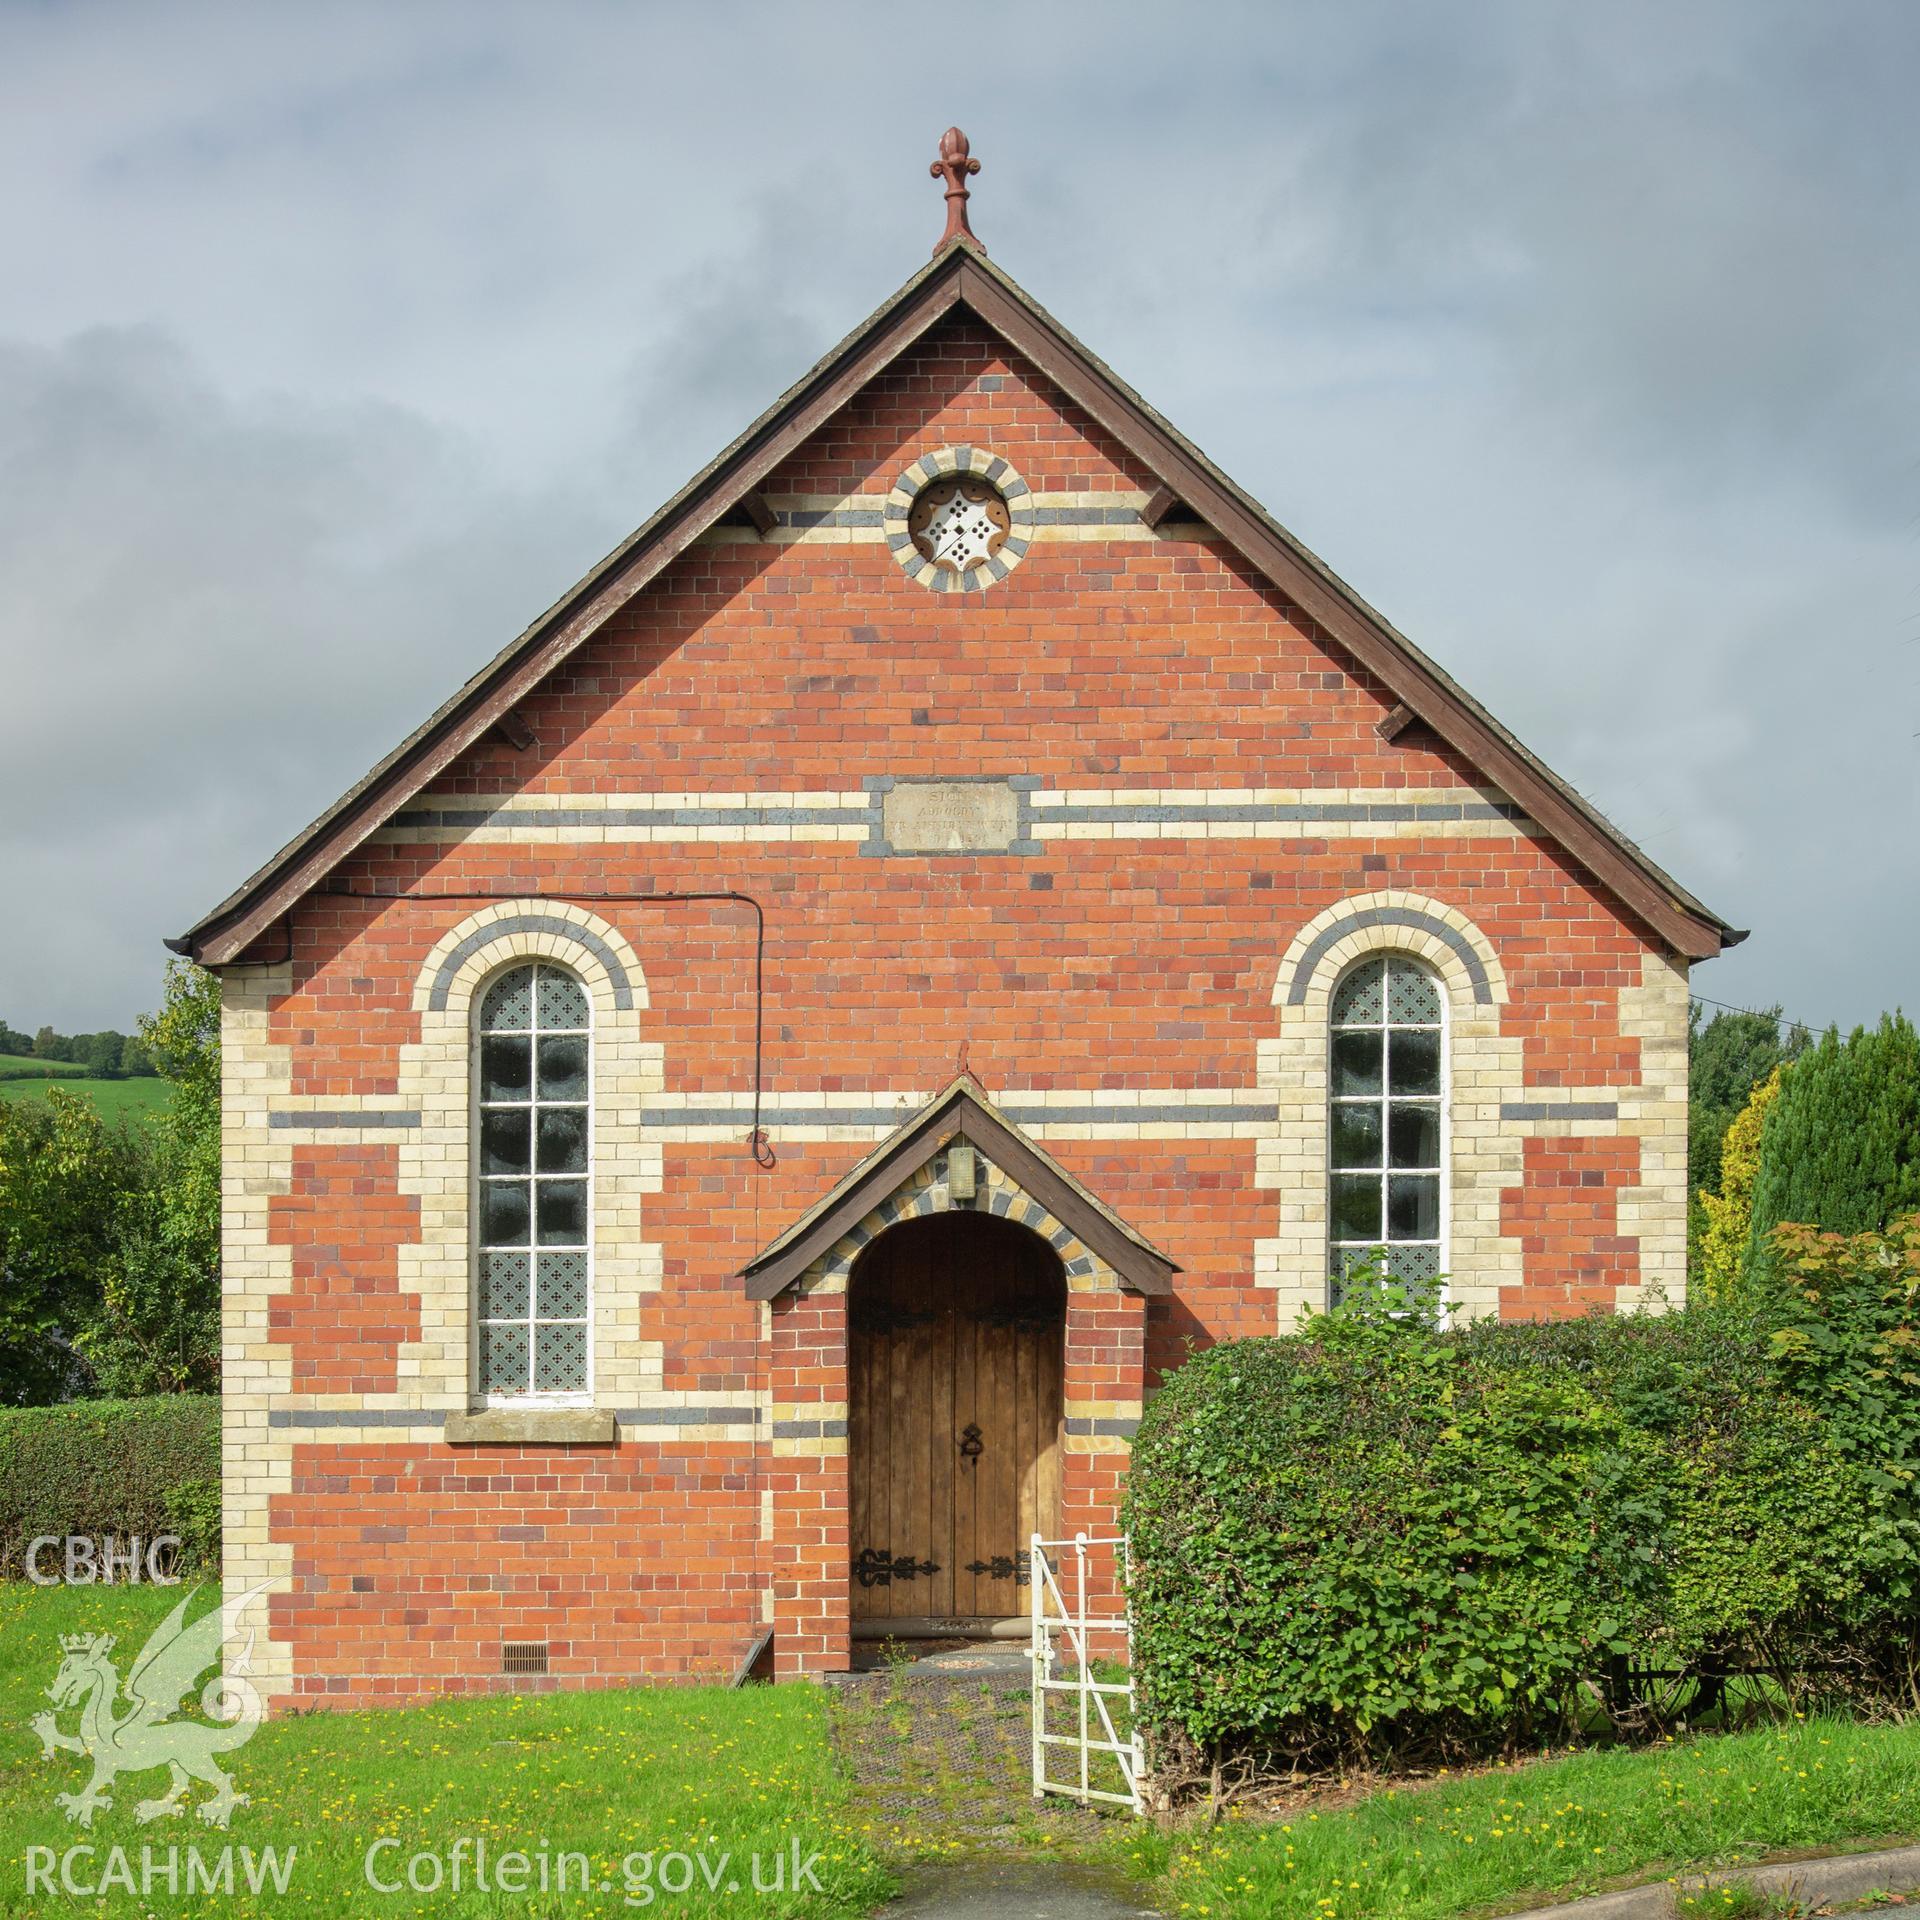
[1,1,1913,1037]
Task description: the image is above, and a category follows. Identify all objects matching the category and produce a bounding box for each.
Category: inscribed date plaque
[881,780,1021,854]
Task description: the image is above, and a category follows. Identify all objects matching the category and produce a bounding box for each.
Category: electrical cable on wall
[314,883,777,1168]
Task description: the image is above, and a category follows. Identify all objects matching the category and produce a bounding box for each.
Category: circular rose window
[909,476,1010,573]
[883,447,1035,593]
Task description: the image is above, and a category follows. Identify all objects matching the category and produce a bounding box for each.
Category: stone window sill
[444,1408,616,1445]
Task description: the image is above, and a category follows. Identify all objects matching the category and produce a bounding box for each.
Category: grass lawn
[1117,1715,1920,1918]
[0,1584,893,1918]
[0,1074,172,1122]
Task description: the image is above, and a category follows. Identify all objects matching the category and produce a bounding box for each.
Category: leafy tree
[78,1031,125,1078]
[1746,1014,1920,1273]
[1696,1065,1786,1302]
[0,1091,138,1404]
[0,964,224,1403]
[3,1022,152,1075]
[77,962,221,1396]
[83,1197,220,1396]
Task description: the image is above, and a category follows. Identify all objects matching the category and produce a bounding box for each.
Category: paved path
[826,1644,1162,1913]
[827,1650,1109,1846]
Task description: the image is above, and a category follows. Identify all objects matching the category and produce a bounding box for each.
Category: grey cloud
[0,0,1914,1035]
[0,326,615,1027]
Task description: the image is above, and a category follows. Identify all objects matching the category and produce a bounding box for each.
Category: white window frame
[1326,952,1450,1310]
[471,960,594,1408]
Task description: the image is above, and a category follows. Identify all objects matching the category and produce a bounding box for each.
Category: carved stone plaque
[881,780,1020,854]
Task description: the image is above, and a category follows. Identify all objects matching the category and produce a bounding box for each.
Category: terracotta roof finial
[930,127,983,254]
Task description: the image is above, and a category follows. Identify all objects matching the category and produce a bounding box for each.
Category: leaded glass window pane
[480,1250,531,1321]
[536,1108,588,1173]
[1391,1026,1442,1096]
[479,1323,530,1395]
[480,970,533,1032]
[537,970,589,1030]
[476,962,589,1396]
[480,1181,530,1248]
[1388,1103,1441,1170]
[1329,955,1445,1306]
[481,1109,531,1176]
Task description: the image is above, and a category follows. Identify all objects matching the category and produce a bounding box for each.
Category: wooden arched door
[848,1209,1065,1631]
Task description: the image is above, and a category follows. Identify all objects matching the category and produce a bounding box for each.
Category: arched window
[476,962,591,1398]
[1328,954,1444,1303]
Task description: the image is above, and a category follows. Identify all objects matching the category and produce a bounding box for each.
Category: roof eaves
[172,239,1740,965]
[172,247,972,963]
[951,254,1743,956]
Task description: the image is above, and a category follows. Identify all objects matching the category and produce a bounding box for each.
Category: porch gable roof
[740,1075,1178,1300]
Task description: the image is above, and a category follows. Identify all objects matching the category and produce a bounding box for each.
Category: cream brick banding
[373,784,1533,849]
[642,1086,1280,1143]
[1612,950,1691,1310]
[263,1081,1659,1147]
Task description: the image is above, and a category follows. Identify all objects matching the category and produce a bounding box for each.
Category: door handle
[959,1423,984,1461]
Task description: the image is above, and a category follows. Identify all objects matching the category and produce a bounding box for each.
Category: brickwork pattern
[218,311,1692,1703]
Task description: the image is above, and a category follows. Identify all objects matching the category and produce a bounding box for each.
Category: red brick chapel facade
[173,134,1741,1705]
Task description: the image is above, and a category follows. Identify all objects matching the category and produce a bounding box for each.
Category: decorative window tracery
[882,446,1035,593]
[909,476,1011,573]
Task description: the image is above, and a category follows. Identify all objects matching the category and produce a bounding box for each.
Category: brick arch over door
[753,1082,1166,1674]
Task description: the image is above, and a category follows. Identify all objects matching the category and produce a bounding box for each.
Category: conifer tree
[1746,1012,1920,1270]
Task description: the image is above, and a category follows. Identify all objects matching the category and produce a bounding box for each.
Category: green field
[0,1072,172,1122]
[0,1050,87,1078]
[0,1584,891,1917]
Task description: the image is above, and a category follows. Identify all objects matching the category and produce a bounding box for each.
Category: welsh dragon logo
[30,1583,271,1829]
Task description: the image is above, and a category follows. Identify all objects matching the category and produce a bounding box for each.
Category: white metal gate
[1030,1531,1144,1813]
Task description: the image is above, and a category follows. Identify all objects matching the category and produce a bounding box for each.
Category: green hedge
[1124,1286,1902,1768]
[0,1396,219,1580]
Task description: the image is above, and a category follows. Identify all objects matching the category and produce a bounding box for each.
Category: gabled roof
[169,242,1743,965]
[741,1076,1178,1299]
